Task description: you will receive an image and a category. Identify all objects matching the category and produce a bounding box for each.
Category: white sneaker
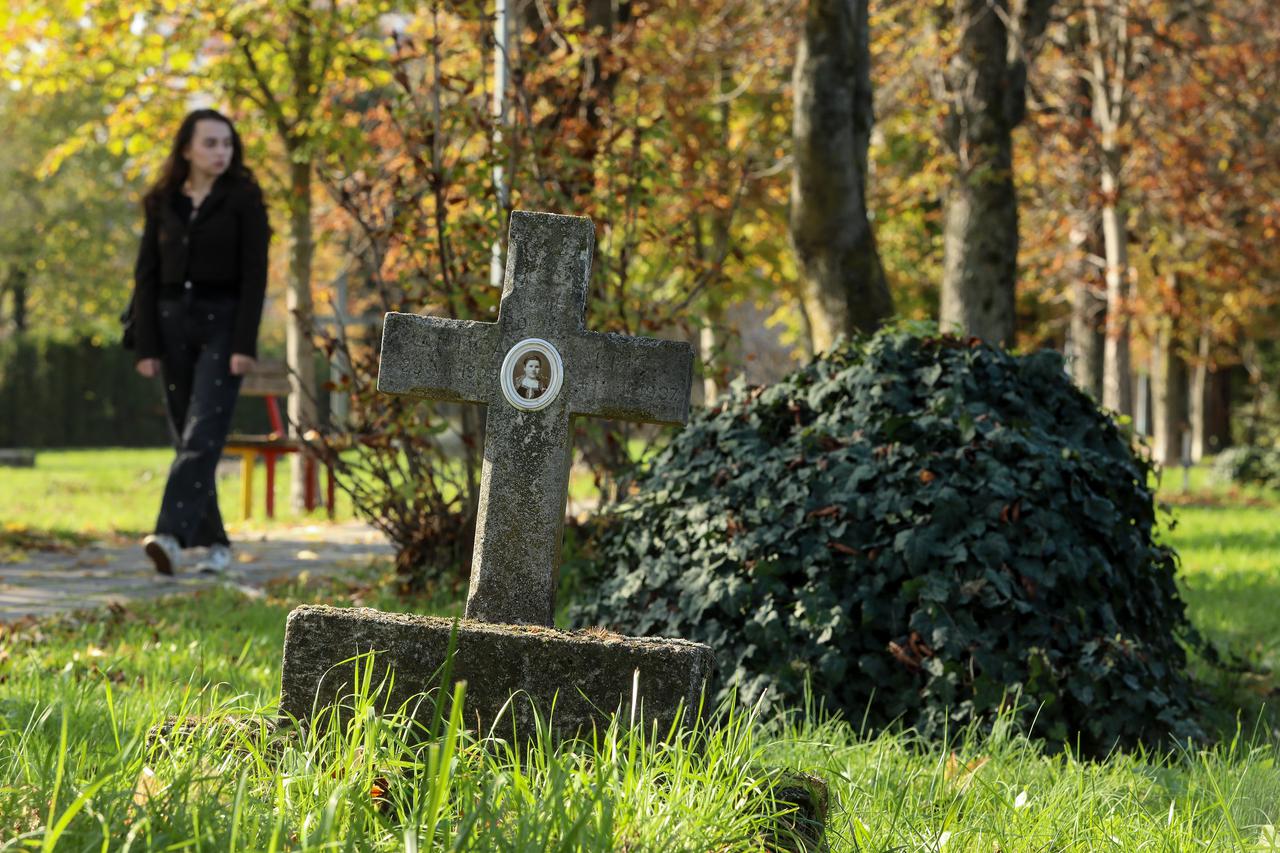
[143,533,182,576]
[193,544,232,575]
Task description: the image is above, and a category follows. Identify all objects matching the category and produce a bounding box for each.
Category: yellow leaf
[132,766,161,808]
[944,752,989,793]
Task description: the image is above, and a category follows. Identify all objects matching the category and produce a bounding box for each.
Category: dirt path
[0,522,393,622]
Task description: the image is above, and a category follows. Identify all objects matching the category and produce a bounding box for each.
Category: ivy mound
[570,329,1207,753]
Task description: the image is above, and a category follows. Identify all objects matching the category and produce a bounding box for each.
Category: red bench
[224,361,335,519]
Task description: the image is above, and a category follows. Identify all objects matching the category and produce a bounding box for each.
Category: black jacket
[132,177,271,359]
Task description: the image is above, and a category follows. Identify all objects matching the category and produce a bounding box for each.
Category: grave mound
[570,328,1210,753]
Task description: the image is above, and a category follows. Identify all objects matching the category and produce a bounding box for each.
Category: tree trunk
[10,269,28,334]
[790,0,892,353]
[1151,278,1188,467]
[1133,370,1150,435]
[935,0,1053,347]
[1190,329,1232,459]
[1084,1,1135,418]
[700,318,722,405]
[1069,211,1106,399]
[937,122,1017,346]
[1207,367,1233,453]
[1098,146,1132,417]
[1066,49,1104,399]
[284,3,319,513]
[1189,328,1209,461]
[287,156,318,511]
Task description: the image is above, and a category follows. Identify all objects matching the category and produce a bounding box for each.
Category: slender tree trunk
[790,0,892,353]
[1189,328,1209,461]
[582,0,625,149]
[1066,46,1104,399]
[1069,211,1106,398]
[1152,275,1188,466]
[1209,368,1232,452]
[1190,330,1233,459]
[287,157,318,511]
[10,269,28,334]
[1084,1,1135,417]
[1133,370,1150,435]
[1098,146,1132,416]
[698,72,735,401]
[284,3,319,512]
[700,315,723,404]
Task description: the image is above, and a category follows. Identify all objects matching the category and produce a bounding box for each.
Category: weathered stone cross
[377,210,693,626]
[279,211,712,740]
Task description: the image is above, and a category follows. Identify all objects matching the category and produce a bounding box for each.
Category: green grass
[1149,461,1280,736]
[0,448,601,545]
[2,451,1280,848]
[1169,506,1280,668]
[0,448,358,542]
[1,580,1279,850]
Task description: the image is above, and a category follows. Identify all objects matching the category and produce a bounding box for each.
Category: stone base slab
[279,605,716,741]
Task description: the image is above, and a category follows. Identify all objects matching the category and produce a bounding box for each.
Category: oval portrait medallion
[499,338,564,412]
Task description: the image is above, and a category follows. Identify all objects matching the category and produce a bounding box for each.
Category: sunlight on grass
[0,448,357,538]
[2,451,1279,848]
[0,584,1277,849]
[0,448,606,541]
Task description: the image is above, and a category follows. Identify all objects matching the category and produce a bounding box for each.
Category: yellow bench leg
[240,452,255,520]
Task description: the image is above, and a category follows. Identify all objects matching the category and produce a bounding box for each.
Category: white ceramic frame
[499,337,564,412]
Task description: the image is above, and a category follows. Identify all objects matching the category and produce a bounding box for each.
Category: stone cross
[377,211,693,627]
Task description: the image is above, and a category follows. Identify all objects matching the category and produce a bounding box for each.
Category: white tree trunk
[1098,149,1132,417]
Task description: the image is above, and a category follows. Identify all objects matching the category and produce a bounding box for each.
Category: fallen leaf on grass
[370,776,392,813]
[235,552,257,564]
[944,752,990,793]
[295,550,320,561]
[133,766,161,808]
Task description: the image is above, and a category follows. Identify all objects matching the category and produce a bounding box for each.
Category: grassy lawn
[1,450,1278,848]
[1155,469,1280,743]
[0,448,358,544]
[0,448,602,547]
[2,580,1279,850]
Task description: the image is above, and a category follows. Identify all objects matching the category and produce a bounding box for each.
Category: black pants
[154,296,243,548]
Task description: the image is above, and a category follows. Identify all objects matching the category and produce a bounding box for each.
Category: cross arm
[377,312,500,404]
[569,331,693,425]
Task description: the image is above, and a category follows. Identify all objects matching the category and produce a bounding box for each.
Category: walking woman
[131,108,270,575]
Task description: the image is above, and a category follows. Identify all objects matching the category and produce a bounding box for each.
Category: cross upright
[377,211,693,627]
